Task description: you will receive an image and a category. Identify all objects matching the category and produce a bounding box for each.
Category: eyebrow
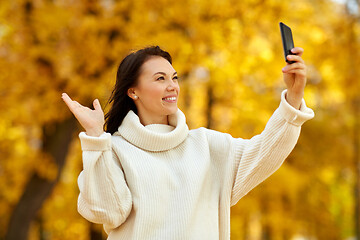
[153,72,177,76]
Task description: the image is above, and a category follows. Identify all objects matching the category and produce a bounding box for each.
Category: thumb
[93,99,102,111]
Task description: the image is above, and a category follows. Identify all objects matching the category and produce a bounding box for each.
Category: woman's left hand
[282,47,306,109]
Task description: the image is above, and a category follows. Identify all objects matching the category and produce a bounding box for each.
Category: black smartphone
[279,22,295,64]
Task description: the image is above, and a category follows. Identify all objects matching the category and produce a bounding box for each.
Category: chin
[164,106,178,115]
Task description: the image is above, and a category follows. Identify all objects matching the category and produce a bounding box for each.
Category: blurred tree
[5,118,76,240]
[343,0,360,237]
[0,0,358,239]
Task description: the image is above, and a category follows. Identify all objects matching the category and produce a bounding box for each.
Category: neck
[137,112,169,126]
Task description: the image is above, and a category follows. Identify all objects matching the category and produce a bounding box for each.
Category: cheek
[140,84,164,101]
[174,83,180,95]
[151,88,164,100]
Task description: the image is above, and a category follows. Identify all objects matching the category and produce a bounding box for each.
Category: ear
[127,88,138,100]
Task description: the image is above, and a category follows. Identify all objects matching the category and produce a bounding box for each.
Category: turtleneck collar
[114,109,189,152]
[145,124,175,133]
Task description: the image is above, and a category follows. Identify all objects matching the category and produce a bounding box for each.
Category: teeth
[163,97,176,101]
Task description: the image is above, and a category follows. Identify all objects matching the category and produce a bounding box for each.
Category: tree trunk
[344,3,360,237]
[260,195,272,240]
[5,118,76,240]
[90,223,104,240]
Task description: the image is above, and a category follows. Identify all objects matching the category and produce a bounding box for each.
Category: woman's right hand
[62,93,105,137]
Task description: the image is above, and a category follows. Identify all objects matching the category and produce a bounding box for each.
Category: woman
[62,46,314,239]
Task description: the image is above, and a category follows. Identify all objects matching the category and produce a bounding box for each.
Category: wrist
[286,91,303,110]
[86,127,104,137]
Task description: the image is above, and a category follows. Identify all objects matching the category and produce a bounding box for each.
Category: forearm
[78,132,132,230]
[285,90,304,110]
[230,90,314,205]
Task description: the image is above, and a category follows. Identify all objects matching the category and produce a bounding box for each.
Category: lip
[162,94,177,99]
[162,94,177,103]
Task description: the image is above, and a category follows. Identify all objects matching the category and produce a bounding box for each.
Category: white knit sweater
[77,90,314,240]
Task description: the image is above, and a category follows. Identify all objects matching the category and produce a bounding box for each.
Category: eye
[157,76,165,81]
[173,76,178,81]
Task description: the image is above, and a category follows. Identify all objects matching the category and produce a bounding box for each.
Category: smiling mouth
[162,97,177,101]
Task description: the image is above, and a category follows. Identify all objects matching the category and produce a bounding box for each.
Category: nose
[166,79,178,91]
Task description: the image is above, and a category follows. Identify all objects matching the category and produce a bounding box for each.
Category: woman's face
[128,56,180,125]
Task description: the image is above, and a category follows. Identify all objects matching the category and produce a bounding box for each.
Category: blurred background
[0,0,359,239]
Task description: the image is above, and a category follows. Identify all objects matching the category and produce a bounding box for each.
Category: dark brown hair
[104,46,172,134]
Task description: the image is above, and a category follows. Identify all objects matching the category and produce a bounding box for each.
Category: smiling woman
[61,45,314,240]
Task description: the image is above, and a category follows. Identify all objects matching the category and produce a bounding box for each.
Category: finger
[283,69,306,76]
[291,47,304,57]
[284,65,305,72]
[282,63,305,72]
[61,92,72,102]
[93,99,103,112]
[286,55,304,64]
[62,93,85,113]
[73,101,83,108]
[61,93,76,110]
[283,69,307,77]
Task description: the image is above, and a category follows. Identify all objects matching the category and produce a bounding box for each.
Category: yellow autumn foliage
[0,0,359,239]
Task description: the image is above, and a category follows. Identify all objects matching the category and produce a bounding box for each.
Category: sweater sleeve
[229,90,314,206]
[77,132,132,233]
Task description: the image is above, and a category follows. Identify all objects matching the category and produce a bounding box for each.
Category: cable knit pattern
[77,90,314,240]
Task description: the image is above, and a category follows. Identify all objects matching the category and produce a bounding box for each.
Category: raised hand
[282,47,306,109]
[61,93,105,137]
